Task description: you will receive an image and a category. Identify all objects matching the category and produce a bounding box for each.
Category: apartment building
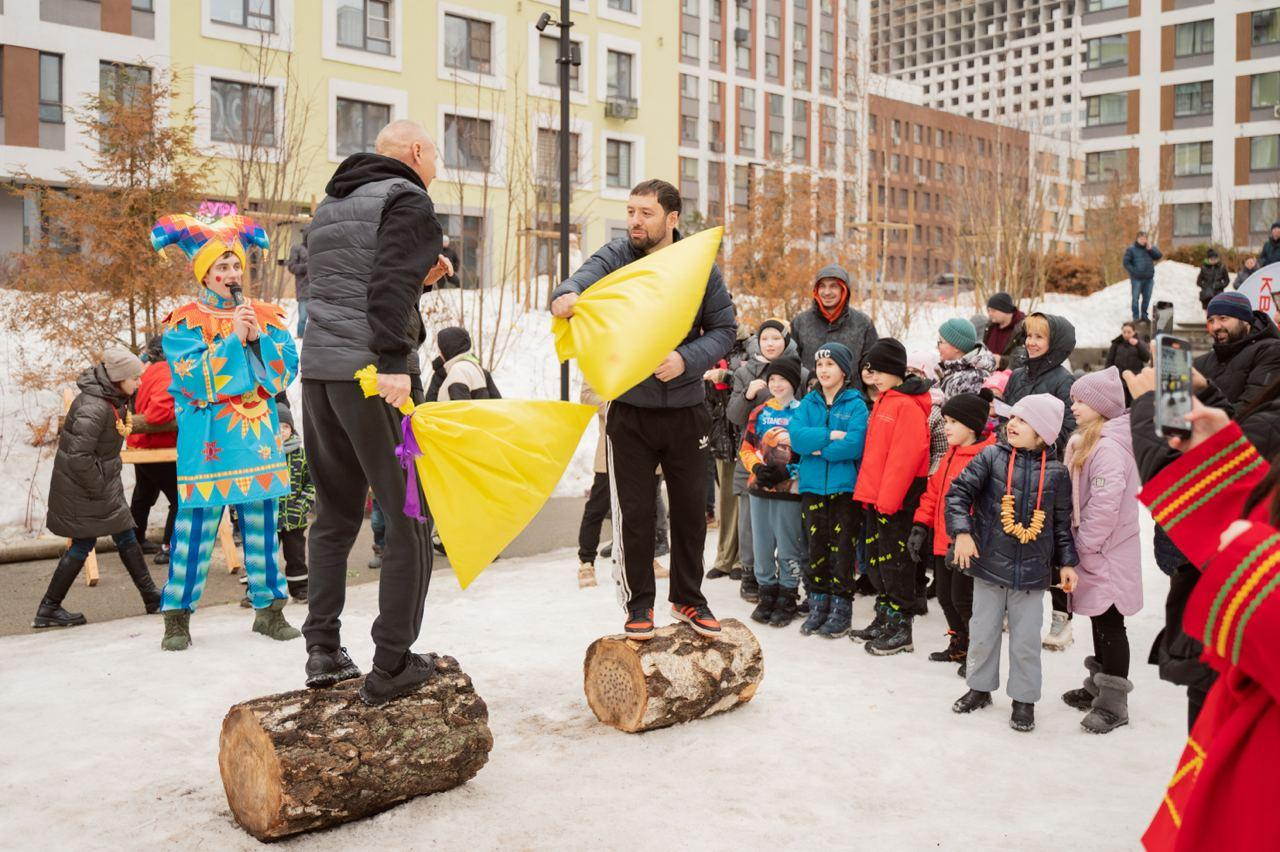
[1080,2,1280,250]
[675,0,871,251]
[0,0,170,254]
[869,0,1079,137]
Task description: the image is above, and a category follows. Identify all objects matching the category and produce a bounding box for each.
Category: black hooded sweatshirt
[321,153,443,375]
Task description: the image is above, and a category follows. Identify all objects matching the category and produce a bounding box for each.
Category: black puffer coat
[1195,261,1230,309]
[1104,335,1150,376]
[45,366,134,539]
[1192,310,1280,408]
[944,441,1078,591]
[1003,313,1077,453]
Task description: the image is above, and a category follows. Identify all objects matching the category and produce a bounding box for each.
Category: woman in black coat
[35,351,161,628]
[1104,321,1150,377]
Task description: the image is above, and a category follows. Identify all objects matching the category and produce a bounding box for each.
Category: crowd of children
[724,307,1145,734]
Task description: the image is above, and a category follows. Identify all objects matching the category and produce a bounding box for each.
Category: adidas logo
[698,435,711,450]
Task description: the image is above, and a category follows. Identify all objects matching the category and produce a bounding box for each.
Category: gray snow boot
[1081,673,1133,734]
[1062,655,1102,710]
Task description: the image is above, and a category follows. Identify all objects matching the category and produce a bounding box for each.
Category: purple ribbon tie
[395,415,429,523]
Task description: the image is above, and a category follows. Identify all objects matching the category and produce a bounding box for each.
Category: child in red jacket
[908,390,996,673]
[127,335,179,564]
[851,338,933,655]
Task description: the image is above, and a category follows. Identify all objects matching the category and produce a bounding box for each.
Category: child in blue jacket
[791,342,869,637]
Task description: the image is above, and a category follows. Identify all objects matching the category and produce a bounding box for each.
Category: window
[1174,20,1213,58]
[133,0,154,9]
[1252,135,1280,171]
[794,23,808,47]
[442,114,491,172]
[210,79,274,145]
[768,93,783,117]
[337,0,392,55]
[607,50,634,100]
[1173,141,1212,177]
[792,99,808,161]
[39,53,63,123]
[211,0,274,31]
[793,57,807,83]
[765,53,779,78]
[444,14,491,73]
[681,33,699,61]
[1173,202,1212,237]
[1173,81,1212,117]
[710,0,720,23]
[913,123,922,144]
[1253,10,1280,47]
[539,35,581,90]
[1085,1,1125,14]
[336,98,390,156]
[683,0,699,13]
[608,0,635,11]
[1085,92,1127,126]
[738,87,754,111]
[1085,34,1127,70]
[1253,72,1280,109]
[681,74,698,99]
[1252,199,1280,234]
[99,62,151,107]
[536,128,581,183]
[681,115,698,143]
[606,139,633,188]
[765,14,780,38]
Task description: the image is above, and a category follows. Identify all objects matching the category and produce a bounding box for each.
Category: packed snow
[0,521,1184,850]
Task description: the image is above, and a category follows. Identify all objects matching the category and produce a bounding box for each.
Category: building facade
[1080,1,1280,250]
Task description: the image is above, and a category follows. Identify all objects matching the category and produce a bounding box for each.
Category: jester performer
[150,214,300,651]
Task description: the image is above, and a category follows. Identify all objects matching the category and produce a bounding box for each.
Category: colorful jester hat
[150,214,270,284]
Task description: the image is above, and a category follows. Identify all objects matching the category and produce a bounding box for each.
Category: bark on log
[583,618,763,733]
[218,655,492,842]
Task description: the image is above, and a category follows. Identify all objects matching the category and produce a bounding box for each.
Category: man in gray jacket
[790,264,878,389]
[551,179,737,640]
[300,120,453,704]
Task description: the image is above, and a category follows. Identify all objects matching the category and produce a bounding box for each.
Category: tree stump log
[583,618,763,733]
[217,655,492,842]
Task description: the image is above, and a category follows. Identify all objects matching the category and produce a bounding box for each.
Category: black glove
[906,523,929,564]
[752,464,785,488]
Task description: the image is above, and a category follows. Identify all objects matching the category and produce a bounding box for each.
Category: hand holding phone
[1154,334,1193,441]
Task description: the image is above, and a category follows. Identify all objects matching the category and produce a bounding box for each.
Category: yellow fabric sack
[356,367,594,588]
[553,226,723,400]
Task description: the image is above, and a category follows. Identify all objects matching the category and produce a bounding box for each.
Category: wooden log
[583,618,763,733]
[218,655,492,842]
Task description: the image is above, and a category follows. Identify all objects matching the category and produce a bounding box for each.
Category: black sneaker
[305,646,362,688]
[705,567,730,579]
[1010,700,1036,732]
[952,689,992,714]
[865,610,914,656]
[153,545,170,565]
[358,652,437,705]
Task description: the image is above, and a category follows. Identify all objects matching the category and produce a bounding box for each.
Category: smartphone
[1154,334,1193,440]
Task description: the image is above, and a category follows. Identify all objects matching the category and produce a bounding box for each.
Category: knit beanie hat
[987,291,1016,314]
[983,369,1012,395]
[437,326,472,361]
[1206,291,1254,324]
[813,341,854,381]
[938,317,978,353]
[941,390,992,436]
[1008,393,1065,447]
[763,354,802,393]
[102,348,144,382]
[908,348,939,380]
[757,317,790,343]
[865,338,908,379]
[1070,366,1126,421]
[276,403,295,430]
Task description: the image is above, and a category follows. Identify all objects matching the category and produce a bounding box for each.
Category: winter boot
[367,544,383,570]
[929,631,964,663]
[1010,701,1036,732]
[154,544,170,565]
[32,552,89,628]
[957,660,967,678]
[359,652,437,705]
[1042,611,1073,651]
[740,570,760,602]
[578,562,598,588]
[729,563,742,581]
[252,599,302,641]
[952,689,992,714]
[161,609,191,651]
[769,587,800,628]
[849,596,889,643]
[305,646,363,688]
[817,596,854,639]
[1081,673,1133,734]
[1062,656,1102,710]
[118,539,162,613]
[288,578,309,602]
[799,592,831,636]
[140,538,161,555]
[750,584,779,624]
[866,606,914,655]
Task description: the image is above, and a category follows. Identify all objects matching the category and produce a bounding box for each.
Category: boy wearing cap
[149,213,300,651]
[35,349,162,628]
[850,337,934,655]
[1196,249,1230,312]
[739,354,805,627]
[790,342,869,638]
[945,393,1079,733]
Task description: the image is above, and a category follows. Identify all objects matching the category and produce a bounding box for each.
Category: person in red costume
[128,335,179,564]
[1132,390,1280,851]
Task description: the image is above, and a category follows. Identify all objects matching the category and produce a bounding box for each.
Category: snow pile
[0,527,1185,849]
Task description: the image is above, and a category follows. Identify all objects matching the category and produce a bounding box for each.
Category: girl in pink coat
[1062,366,1143,734]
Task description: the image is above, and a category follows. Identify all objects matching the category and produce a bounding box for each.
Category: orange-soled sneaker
[672,604,721,637]
[624,608,656,640]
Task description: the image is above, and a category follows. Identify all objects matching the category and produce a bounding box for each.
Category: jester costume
[150,213,299,646]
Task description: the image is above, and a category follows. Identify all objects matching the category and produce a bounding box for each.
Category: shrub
[1040,253,1105,296]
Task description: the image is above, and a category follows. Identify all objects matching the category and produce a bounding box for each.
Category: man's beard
[1215,325,1250,345]
[629,228,663,253]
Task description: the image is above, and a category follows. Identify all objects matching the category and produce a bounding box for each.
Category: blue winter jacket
[1122,241,1162,282]
[790,386,869,496]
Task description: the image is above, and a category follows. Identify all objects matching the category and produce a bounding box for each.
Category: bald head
[374,120,437,187]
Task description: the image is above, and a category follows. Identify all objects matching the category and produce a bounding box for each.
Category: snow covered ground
[0,520,1185,850]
